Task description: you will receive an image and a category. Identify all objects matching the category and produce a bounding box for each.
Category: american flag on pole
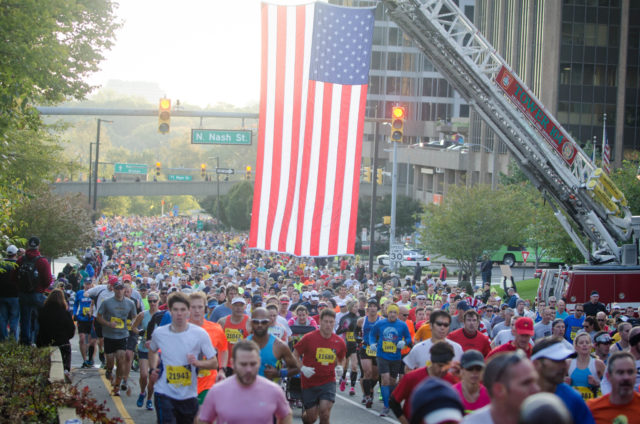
[249,2,375,257]
[602,123,611,174]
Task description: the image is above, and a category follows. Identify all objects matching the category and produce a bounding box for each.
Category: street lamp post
[88,142,95,204]
[93,118,112,210]
[208,156,221,222]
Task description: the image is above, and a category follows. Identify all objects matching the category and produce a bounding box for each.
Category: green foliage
[420,184,526,283]
[357,194,424,241]
[222,181,254,230]
[0,0,119,134]
[610,160,640,215]
[0,341,122,423]
[12,188,94,258]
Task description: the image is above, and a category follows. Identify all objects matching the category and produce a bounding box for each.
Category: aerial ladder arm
[382,0,635,264]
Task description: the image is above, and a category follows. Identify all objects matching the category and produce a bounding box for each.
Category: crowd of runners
[1,215,640,424]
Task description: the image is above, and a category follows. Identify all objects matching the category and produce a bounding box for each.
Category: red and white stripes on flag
[602,124,611,174]
[249,2,374,257]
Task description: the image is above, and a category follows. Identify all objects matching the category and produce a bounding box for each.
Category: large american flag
[602,124,611,174]
[249,2,375,257]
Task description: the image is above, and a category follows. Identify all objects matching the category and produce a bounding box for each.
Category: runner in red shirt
[389,341,458,422]
[487,317,534,359]
[294,308,346,424]
[447,310,491,357]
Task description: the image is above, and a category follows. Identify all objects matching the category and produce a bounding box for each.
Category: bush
[0,341,122,423]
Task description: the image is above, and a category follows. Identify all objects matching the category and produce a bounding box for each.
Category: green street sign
[114,163,148,175]
[191,129,252,145]
[168,175,193,181]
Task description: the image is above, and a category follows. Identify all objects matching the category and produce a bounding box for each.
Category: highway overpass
[51,181,394,198]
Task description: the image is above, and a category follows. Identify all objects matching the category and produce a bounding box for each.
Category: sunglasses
[401,313,409,317]
[251,319,270,325]
[148,299,159,303]
[434,321,450,327]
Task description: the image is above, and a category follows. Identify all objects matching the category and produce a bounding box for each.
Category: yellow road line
[99,369,136,424]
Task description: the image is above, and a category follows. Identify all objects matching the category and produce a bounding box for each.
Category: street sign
[522,251,530,263]
[216,168,235,175]
[389,244,404,264]
[191,129,252,145]
[168,175,193,181]
[114,163,148,175]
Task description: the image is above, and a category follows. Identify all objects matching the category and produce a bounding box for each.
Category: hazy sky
[89,0,310,107]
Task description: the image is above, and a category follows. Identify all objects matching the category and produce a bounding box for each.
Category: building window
[371,51,383,70]
[459,104,470,117]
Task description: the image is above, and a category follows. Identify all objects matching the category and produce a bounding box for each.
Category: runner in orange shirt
[188,292,229,404]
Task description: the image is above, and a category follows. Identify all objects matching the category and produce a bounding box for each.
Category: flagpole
[592,136,597,164]
[602,113,607,164]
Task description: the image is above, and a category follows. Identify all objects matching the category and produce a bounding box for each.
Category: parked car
[377,249,431,267]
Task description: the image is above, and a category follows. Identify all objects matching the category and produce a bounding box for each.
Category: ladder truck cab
[381,0,640,307]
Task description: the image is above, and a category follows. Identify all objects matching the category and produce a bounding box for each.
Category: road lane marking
[99,369,135,424]
[335,392,396,423]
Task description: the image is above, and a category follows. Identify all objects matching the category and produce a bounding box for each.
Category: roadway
[68,333,397,423]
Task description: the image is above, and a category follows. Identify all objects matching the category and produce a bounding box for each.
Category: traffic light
[245,166,252,180]
[201,163,206,178]
[363,166,371,182]
[158,98,171,134]
[156,162,161,176]
[390,106,405,142]
[377,168,383,185]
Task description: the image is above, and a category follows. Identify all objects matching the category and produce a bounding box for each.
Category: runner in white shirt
[403,310,463,371]
[149,292,217,423]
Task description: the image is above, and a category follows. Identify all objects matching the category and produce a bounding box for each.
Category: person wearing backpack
[17,236,52,345]
[0,245,20,341]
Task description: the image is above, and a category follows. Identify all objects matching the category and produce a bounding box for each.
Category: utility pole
[93,119,112,210]
[390,136,398,272]
[368,121,380,275]
[88,142,94,205]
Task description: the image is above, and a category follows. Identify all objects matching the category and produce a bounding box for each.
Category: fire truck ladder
[382,0,635,264]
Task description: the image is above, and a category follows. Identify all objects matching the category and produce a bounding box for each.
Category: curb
[49,348,81,424]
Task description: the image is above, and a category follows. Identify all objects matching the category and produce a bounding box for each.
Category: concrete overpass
[51,181,394,198]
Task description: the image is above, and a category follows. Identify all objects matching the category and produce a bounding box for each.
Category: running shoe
[121,380,128,391]
[87,359,94,366]
[81,360,90,369]
[339,378,346,392]
[146,400,153,410]
[136,394,145,408]
[349,387,355,396]
[380,407,390,417]
[361,396,367,404]
[366,397,373,409]
[112,388,120,397]
[105,369,112,381]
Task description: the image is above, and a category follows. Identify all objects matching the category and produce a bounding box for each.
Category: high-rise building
[474,0,640,167]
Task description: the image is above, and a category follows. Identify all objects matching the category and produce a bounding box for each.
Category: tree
[610,160,640,215]
[0,0,119,135]
[375,194,425,239]
[222,182,254,230]
[12,188,94,258]
[420,185,525,284]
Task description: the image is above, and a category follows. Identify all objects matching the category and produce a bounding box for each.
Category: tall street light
[208,156,221,222]
[93,118,113,210]
[88,142,95,204]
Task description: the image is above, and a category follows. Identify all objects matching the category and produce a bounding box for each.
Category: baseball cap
[113,281,124,289]
[367,298,379,305]
[591,290,599,296]
[515,317,535,336]
[457,300,470,311]
[252,295,262,304]
[6,245,18,255]
[231,297,247,305]
[516,299,526,306]
[108,275,119,285]
[460,350,486,369]
[416,294,427,300]
[367,280,375,285]
[409,377,464,424]
[28,236,40,248]
[122,274,132,282]
[531,341,577,361]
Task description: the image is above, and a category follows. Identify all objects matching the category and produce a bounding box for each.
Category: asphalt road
[68,335,397,423]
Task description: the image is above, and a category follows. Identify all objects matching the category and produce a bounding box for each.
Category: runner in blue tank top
[357,298,381,408]
[369,304,412,417]
[248,308,299,382]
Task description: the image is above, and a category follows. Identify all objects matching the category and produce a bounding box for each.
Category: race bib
[346,332,355,342]
[166,365,192,386]
[82,307,90,316]
[575,386,596,400]
[110,317,124,329]
[315,348,336,365]
[225,328,243,344]
[382,341,397,353]
[365,346,376,356]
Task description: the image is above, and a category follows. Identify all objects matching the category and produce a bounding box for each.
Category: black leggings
[59,344,71,372]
